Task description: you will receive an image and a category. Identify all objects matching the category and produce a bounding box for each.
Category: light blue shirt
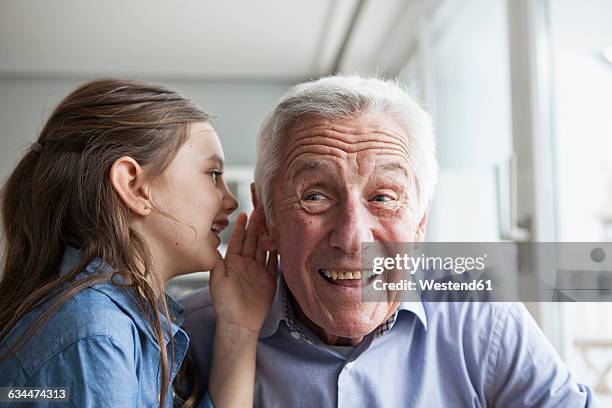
[182,277,597,407]
[0,246,212,407]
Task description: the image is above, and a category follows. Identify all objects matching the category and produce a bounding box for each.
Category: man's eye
[371,194,394,203]
[304,192,327,201]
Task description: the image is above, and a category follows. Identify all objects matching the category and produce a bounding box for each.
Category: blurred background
[1,0,611,401]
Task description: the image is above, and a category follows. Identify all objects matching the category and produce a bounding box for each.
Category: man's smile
[317,268,377,288]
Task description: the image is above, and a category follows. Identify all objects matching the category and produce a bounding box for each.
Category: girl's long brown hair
[0,78,208,407]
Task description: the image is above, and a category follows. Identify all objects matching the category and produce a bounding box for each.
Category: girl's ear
[251,182,276,251]
[109,156,152,216]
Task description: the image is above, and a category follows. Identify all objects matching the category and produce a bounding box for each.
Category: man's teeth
[321,269,373,280]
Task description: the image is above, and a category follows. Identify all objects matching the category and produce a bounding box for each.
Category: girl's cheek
[201,188,222,212]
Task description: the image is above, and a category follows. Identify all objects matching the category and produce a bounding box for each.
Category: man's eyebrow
[376,162,410,178]
[205,154,225,168]
[288,160,330,180]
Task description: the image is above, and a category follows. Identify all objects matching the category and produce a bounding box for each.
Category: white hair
[254,75,438,225]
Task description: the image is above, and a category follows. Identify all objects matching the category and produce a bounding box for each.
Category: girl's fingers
[255,239,266,264]
[242,210,259,258]
[209,250,226,285]
[226,212,247,255]
[266,250,278,278]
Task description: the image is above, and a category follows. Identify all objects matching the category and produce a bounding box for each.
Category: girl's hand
[208,211,277,334]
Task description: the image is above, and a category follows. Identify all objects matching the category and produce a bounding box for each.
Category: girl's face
[142,121,238,279]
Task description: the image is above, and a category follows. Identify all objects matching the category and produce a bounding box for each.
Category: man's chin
[311,310,387,342]
[329,325,377,342]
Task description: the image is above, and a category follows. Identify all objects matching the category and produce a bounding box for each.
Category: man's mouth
[317,268,376,288]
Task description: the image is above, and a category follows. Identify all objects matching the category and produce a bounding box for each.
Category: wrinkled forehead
[280,113,412,173]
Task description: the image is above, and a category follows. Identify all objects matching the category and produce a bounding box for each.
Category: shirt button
[291,331,300,339]
[344,362,354,370]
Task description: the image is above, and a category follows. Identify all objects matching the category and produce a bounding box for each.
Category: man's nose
[328,197,373,255]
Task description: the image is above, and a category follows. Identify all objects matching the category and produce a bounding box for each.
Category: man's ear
[251,182,276,251]
[414,207,430,244]
[250,182,259,210]
[109,156,152,216]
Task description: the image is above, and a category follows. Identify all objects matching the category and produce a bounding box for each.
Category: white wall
[0,77,296,182]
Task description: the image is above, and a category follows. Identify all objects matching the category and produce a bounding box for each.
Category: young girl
[0,79,276,407]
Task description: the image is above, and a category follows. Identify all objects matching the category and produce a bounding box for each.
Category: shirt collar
[259,274,428,339]
[397,300,428,330]
[259,275,287,338]
[59,245,185,340]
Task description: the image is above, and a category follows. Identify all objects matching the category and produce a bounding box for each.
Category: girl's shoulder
[0,284,150,404]
[2,282,143,379]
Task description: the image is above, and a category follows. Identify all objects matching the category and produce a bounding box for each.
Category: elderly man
[182,76,595,407]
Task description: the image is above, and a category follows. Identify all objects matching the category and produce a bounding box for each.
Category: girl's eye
[304,192,327,202]
[208,171,223,185]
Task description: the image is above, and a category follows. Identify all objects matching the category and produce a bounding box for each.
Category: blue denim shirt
[0,246,212,407]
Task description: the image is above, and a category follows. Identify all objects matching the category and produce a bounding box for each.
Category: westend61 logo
[360,242,612,302]
[372,253,487,275]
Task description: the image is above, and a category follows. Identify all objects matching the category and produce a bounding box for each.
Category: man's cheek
[379,217,416,241]
[284,218,323,242]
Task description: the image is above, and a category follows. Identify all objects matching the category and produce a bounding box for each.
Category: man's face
[269,113,428,342]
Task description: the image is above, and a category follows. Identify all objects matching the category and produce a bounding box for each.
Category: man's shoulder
[420,301,531,346]
[178,287,217,388]
[181,287,217,342]
[423,301,524,325]
[181,287,215,319]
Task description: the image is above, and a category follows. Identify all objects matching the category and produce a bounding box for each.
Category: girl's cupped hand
[208,211,277,333]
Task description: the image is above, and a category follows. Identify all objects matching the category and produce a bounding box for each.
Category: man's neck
[289,294,365,346]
